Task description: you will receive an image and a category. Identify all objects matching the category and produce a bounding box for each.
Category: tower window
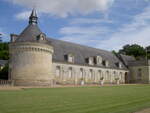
[80,68,84,78]
[37,33,46,41]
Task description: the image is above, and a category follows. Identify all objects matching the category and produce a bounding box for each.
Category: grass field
[0,85,150,113]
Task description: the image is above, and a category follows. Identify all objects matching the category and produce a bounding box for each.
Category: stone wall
[9,42,54,86]
[129,66,150,84]
[53,62,128,85]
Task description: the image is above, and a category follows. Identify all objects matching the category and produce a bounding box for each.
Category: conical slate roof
[16,24,42,42]
[15,9,49,44]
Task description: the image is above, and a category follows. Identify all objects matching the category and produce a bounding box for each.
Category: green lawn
[0,85,150,113]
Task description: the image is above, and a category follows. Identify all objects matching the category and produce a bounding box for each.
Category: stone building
[9,10,150,86]
[128,60,150,84]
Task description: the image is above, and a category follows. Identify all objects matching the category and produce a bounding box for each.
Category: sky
[0,0,150,51]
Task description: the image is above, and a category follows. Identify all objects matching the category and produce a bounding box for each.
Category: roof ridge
[47,37,112,54]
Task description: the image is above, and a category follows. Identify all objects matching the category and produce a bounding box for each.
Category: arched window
[80,68,84,78]
[113,71,116,79]
[98,70,102,80]
[125,72,128,83]
[89,69,93,79]
[68,67,73,79]
[137,69,142,80]
[113,71,116,75]
[119,72,123,80]
[92,71,96,81]
[56,66,61,77]
[106,71,109,80]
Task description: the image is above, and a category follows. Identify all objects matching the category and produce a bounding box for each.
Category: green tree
[0,43,9,60]
[118,44,146,60]
[112,50,117,55]
[0,42,9,79]
[146,46,150,59]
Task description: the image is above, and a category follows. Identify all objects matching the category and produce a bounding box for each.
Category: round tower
[9,9,54,86]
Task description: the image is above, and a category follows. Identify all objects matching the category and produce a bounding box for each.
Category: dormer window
[86,57,94,65]
[10,34,18,42]
[37,33,46,41]
[119,63,122,68]
[103,60,109,67]
[116,62,122,68]
[94,56,102,65]
[65,53,74,63]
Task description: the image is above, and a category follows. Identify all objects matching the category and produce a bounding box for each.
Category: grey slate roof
[15,9,50,44]
[47,38,128,70]
[128,60,148,66]
[16,24,42,42]
[15,24,50,44]
[118,54,135,67]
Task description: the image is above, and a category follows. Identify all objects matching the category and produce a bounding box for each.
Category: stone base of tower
[13,79,55,87]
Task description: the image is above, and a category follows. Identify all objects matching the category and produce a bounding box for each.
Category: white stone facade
[129,65,150,84]
[53,62,128,85]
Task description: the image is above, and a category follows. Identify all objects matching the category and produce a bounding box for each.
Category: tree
[146,46,150,59]
[112,50,117,55]
[118,44,146,60]
[0,43,9,60]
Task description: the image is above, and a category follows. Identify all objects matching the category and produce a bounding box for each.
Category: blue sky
[0,0,150,51]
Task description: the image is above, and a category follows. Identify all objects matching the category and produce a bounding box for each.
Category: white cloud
[60,26,110,35]
[15,10,41,20]
[59,6,150,51]
[15,11,31,20]
[9,0,115,17]
[69,18,113,25]
[96,6,150,50]
[59,25,112,46]
[8,0,150,50]
[61,35,98,45]
[0,28,9,42]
